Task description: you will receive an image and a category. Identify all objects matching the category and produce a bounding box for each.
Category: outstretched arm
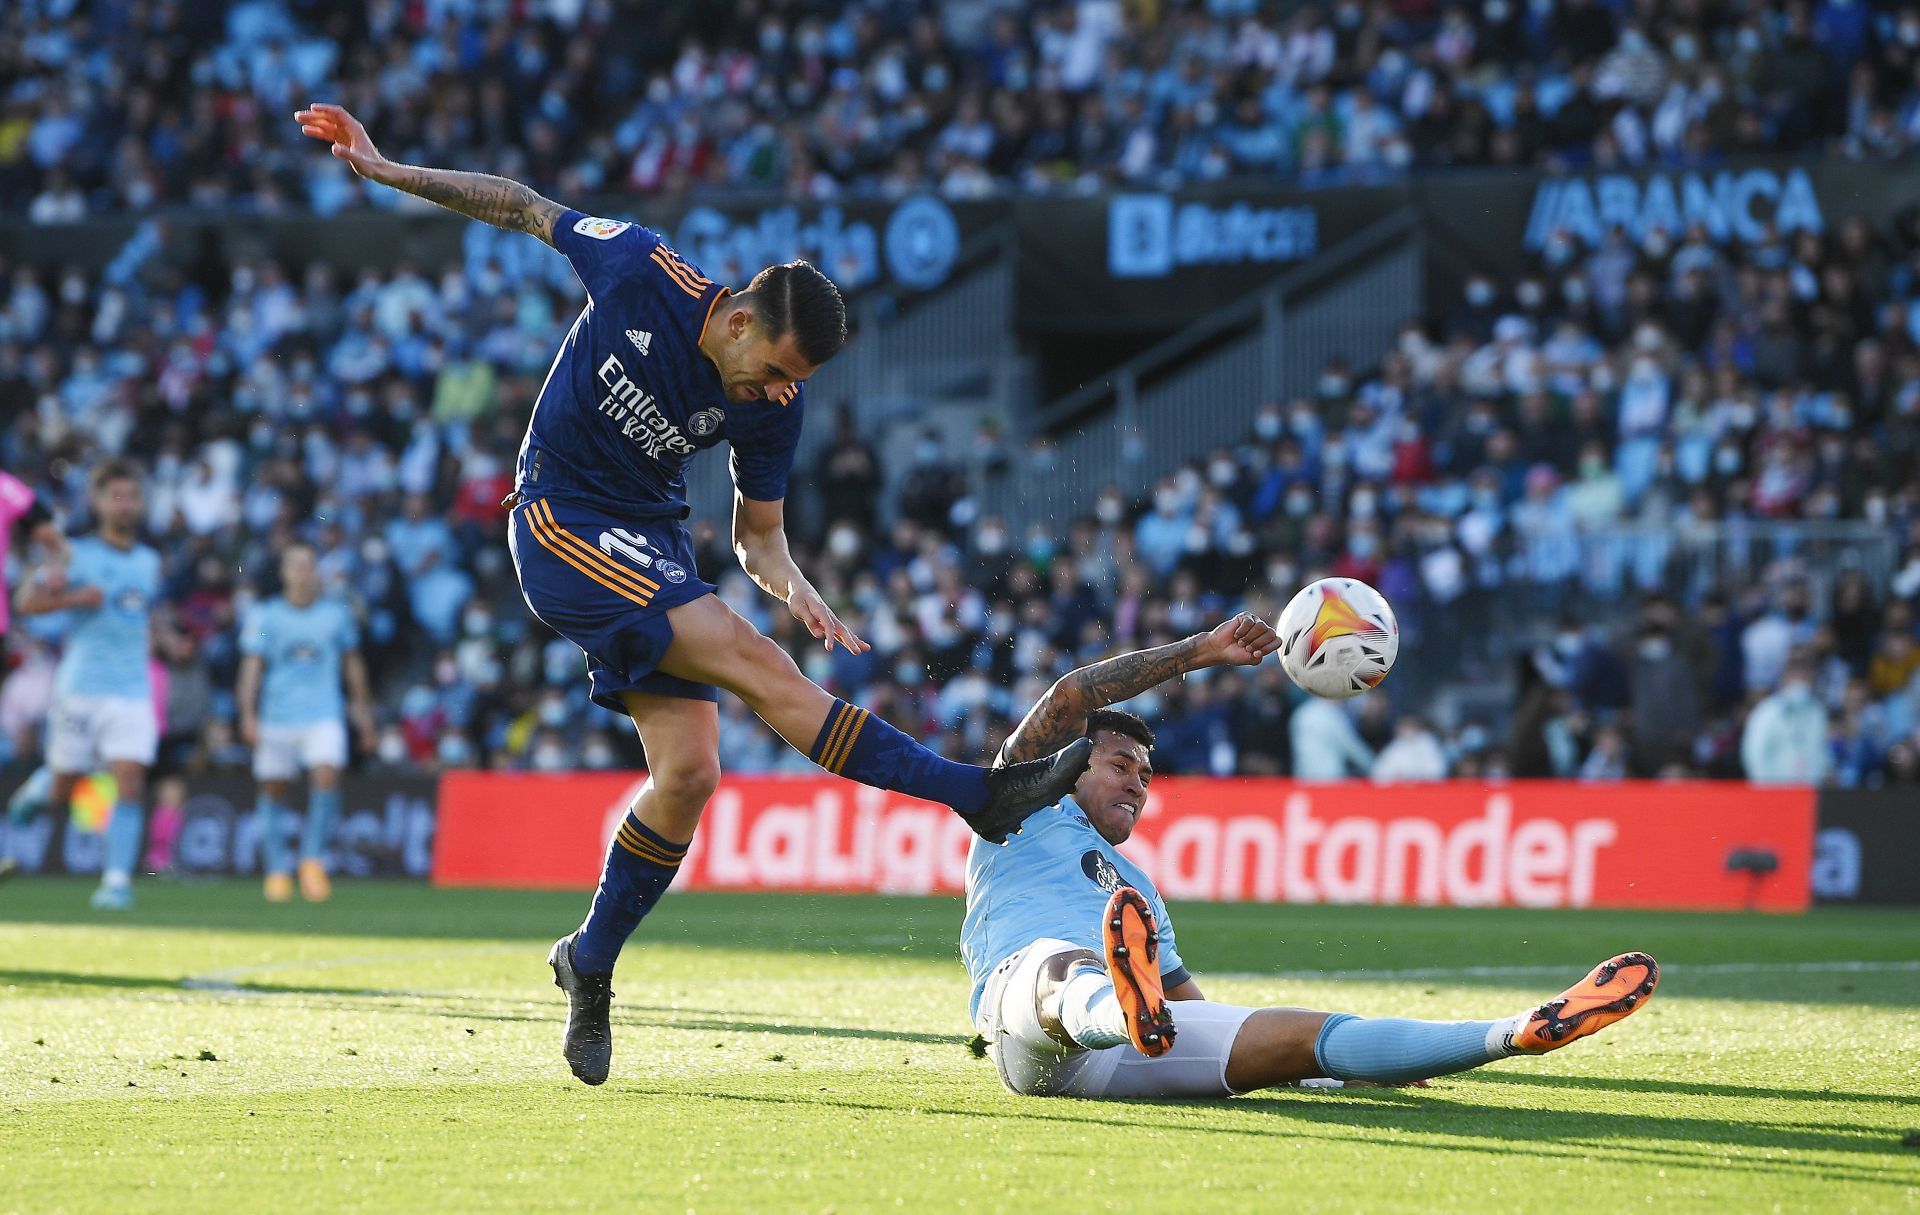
[295,103,564,244]
[733,491,869,656]
[999,612,1280,764]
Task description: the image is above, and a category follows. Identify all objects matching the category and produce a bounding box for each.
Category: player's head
[711,260,846,404]
[88,459,143,539]
[1074,709,1155,846]
[280,540,319,604]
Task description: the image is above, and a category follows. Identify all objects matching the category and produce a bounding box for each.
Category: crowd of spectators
[3,159,1919,788]
[7,0,1920,219]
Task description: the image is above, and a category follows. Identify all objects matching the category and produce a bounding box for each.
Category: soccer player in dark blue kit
[296,103,1090,1085]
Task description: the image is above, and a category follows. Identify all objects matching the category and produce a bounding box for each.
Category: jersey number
[598,529,657,568]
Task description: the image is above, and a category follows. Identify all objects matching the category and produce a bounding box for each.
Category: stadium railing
[976,208,1425,534]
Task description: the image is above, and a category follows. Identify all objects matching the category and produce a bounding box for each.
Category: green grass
[3,880,1918,1214]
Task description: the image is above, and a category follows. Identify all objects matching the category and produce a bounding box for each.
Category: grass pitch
[2,881,1917,1214]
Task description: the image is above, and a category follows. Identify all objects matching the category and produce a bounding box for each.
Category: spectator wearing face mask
[1625,622,1702,775]
[1740,654,1832,784]
[1290,694,1375,780]
[1372,715,1448,782]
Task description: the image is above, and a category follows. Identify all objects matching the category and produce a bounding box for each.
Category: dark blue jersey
[514,210,806,520]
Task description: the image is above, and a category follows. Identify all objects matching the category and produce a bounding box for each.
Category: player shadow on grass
[1462,1068,1920,1108]
[652,1086,1912,1189]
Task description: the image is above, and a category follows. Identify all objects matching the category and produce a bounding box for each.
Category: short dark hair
[740,259,847,366]
[1086,708,1155,751]
[89,458,140,494]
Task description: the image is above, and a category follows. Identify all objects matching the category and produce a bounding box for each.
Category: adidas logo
[626,329,652,356]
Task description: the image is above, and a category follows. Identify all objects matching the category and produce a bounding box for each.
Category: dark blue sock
[808,699,989,814]
[572,813,689,976]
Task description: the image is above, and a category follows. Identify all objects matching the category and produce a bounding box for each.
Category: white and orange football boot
[1509,952,1660,1054]
[1102,887,1177,1058]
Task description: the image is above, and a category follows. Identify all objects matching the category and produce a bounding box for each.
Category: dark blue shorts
[508,495,720,713]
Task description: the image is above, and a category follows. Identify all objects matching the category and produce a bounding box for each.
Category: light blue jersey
[53,536,161,699]
[962,797,1188,1023]
[240,596,358,726]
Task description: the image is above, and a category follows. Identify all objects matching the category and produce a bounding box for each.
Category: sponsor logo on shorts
[687,408,723,437]
[574,215,632,241]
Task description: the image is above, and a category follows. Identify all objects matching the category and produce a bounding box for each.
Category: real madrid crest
[688,408,724,438]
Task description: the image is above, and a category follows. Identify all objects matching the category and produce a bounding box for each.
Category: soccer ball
[1276,577,1399,699]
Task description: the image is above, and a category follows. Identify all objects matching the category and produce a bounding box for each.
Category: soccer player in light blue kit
[295,102,1088,1086]
[237,541,376,904]
[970,612,1661,1099]
[13,461,163,910]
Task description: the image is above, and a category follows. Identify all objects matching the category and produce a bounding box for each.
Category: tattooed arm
[998,612,1280,764]
[294,103,564,244]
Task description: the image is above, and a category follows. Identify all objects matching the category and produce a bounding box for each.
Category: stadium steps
[975,208,1424,536]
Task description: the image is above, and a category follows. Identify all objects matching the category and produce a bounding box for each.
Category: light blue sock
[1056,969,1131,1050]
[301,788,342,866]
[103,801,145,883]
[258,796,293,876]
[1313,1012,1521,1084]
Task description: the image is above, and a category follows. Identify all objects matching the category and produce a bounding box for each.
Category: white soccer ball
[1276,577,1399,699]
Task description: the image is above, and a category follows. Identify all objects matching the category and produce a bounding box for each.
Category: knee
[647,757,721,810]
[722,622,800,690]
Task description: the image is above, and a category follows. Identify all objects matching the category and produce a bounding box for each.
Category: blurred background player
[237,542,376,904]
[967,618,1657,1099]
[11,461,163,910]
[293,101,1089,1085]
[0,468,66,883]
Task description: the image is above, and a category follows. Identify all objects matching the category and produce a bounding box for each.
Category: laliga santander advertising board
[434,775,1815,912]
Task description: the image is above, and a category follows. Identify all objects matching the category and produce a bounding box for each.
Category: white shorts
[978,939,1258,1100]
[48,694,159,773]
[252,720,349,781]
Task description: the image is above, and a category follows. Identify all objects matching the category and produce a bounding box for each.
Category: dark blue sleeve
[728,387,806,502]
[552,209,664,301]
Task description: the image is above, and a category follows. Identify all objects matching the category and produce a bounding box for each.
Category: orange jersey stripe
[702,286,731,337]
[533,501,661,595]
[650,247,709,297]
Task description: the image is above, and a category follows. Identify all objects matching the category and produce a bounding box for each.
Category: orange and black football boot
[1510,952,1660,1053]
[1102,887,1177,1057]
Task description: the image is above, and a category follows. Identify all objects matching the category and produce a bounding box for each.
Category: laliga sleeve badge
[573,216,632,241]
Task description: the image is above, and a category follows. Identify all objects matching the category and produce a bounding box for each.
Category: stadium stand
[1,1,1916,788]
[2,191,1917,785]
[6,0,1920,216]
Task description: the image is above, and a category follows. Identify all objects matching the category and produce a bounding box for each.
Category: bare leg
[655,596,836,750]
[1222,1008,1336,1092]
[655,593,1088,834]
[617,692,721,842]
